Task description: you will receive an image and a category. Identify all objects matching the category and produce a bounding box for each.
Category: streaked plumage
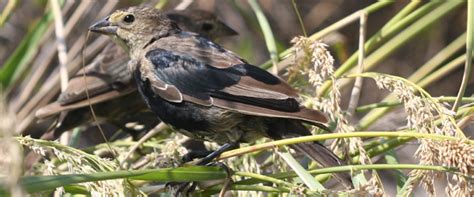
[90,6,352,188]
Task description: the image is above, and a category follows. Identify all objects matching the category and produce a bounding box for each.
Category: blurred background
[0,0,472,196]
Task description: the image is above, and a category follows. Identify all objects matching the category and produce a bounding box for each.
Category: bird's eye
[201,22,214,32]
[123,14,135,23]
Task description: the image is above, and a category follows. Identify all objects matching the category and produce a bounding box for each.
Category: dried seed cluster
[291,36,381,194]
[374,75,473,196]
[18,136,141,196]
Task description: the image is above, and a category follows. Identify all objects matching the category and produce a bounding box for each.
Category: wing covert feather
[141,33,327,125]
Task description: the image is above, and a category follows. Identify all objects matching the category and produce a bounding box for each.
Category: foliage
[0,0,473,196]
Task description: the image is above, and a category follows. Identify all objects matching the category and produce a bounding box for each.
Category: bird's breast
[134,67,251,143]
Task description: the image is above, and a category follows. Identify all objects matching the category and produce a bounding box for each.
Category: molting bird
[89,6,352,188]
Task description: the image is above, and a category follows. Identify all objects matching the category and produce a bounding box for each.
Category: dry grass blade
[347,11,367,118]
[50,0,69,92]
[14,1,118,133]
[0,0,17,27]
[120,123,167,168]
[2,1,472,196]
[174,0,194,10]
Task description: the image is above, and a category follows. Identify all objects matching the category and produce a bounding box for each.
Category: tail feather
[268,119,353,189]
[289,142,353,189]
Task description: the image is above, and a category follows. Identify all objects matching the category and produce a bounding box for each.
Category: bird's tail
[289,142,353,189]
[269,120,353,189]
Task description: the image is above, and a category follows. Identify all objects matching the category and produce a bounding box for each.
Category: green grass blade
[128,166,226,181]
[452,0,474,111]
[360,51,470,129]
[0,10,54,88]
[260,1,392,70]
[384,0,422,28]
[277,149,325,190]
[318,2,443,96]
[228,164,461,191]
[356,96,474,112]
[384,150,408,193]
[350,1,461,81]
[11,166,225,193]
[248,0,279,72]
[0,0,18,27]
[63,185,89,194]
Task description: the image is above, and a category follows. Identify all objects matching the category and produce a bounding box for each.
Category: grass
[0,1,473,196]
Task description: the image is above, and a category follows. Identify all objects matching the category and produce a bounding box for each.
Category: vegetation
[0,0,473,196]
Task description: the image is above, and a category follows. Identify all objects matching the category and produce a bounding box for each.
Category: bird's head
[165,9,238,40]
[89,6,180,55]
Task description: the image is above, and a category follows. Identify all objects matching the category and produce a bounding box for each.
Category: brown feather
[222,76,298,99]
[290,143,353,188]
[157,35,243,68]
[212,97,327,125]
[141,34,327,126]
[36,9,237,120]
[58,43,129,105]
[35,88,134,119]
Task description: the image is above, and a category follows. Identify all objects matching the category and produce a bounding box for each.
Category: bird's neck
[129,28,181,59]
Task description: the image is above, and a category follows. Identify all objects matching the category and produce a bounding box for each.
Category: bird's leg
[181,150,214,163]
[168,142,238,195]
[181,142,238,164]
[181,160,234,196]
[196,142,238,165]
[207,162,234,196]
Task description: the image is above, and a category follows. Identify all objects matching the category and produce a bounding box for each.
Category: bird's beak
[219,23,238,36]
[89,17,117,35]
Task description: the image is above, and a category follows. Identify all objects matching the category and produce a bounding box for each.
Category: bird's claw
[165,162,233,196]
[166,181,196,197]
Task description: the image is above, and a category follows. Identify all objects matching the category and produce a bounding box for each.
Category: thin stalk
[199,184,290,196]
[317,2,442,96]
[0,0,17,27]
[385,150,408,193]
[453,0,474,111]
[174,0,193,10]
[154,0,169,9]
[350,72,465,136]
[50,0,69,92]
[260,1,392,70]
[233,171,294,188]
[277,150,325,190]
[120,123,167,167]
[0,11,54,88]
[347,11,367,117]
[206,164,463,195]
[384,0,422,28]
[359,37,469,129]
[291,0,307,37]
[333,2,461,96]
[417,54,470,88]
[308,164,464,178]
[410,33,465,83]
[218,132,474,160]
[356,97,474,112]
[359,137,413,162]
[248,0,279,74]
[50,0,72,146]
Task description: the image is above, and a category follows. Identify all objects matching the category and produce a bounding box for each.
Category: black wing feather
[145,48,300,112]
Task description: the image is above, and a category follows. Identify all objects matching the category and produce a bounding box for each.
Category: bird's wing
[139,35,327,124]
[35,87,135,119]
[58,43,130,105]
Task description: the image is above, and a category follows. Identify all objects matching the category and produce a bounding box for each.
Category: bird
[33,9,238,140]
[89,6,352,188]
